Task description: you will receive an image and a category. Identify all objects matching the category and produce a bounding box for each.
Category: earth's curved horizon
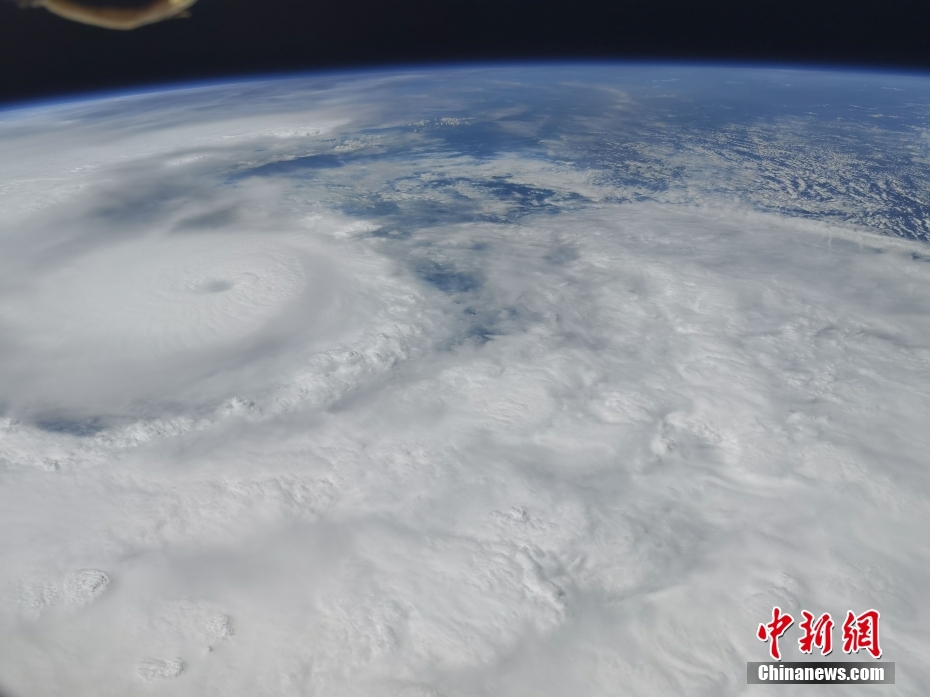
[0,63,928,696]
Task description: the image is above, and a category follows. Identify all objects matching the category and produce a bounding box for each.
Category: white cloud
[1,71,928,696]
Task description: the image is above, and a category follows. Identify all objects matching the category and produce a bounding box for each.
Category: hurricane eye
[200,279,234,293]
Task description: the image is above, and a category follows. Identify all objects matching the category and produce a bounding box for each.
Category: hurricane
[1,65,928,696]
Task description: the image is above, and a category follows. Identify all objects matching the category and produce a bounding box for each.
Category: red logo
[758,607,882,660]
[798,611,834,656]
[842,609,882,659]
[757,606,794,660]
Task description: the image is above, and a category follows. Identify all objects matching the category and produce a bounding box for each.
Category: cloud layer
[1,66,929,696]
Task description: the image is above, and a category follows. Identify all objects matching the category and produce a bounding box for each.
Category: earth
[0,64,928,696]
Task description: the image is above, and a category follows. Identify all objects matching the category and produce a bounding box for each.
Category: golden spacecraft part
[24,0,197,29]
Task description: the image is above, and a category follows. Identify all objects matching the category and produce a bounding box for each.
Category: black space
[1,0,930,105]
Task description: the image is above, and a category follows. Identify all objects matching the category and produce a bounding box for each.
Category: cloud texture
[1,66,929,696]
